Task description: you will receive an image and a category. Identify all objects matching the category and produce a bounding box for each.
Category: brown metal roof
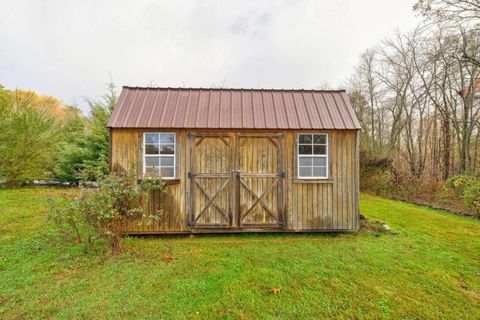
[107,86,361,130]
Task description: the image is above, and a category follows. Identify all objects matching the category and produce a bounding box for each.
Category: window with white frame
[143,132,176,179]
[297,133,328,179]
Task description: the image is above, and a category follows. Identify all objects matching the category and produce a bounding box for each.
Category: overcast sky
[0,0,419,113]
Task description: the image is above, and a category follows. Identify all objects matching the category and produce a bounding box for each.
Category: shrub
[48,192,96,247]
[360,167,392,196]
[443,175,476,194]
[49,173,167,253]
[439,175,480,217]
[359,150,398,196]
[463,180,480,217]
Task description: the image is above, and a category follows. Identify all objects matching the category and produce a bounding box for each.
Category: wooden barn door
[188,132,285,230]
[188,133,233,228]
[236,133,285,228]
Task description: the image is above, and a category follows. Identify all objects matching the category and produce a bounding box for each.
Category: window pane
[314,145,326,155]
[313,134,326,144]
[145,157,160,166]
[145,134,159,144]
[145,133,175,177]
[160,144,175,154]
[313,166,327,177]
[299,167,312,177]
[299,157,312,166]
[160,167,174,177]
[299,134,312,144]
[313,157,327,166]
[160,156,174,166]
[160,133,175,143]
[145,166,160,175]
[145,144,159,154]
[299,145,312,155]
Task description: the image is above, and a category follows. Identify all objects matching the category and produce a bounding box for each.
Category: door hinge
[188,172,195,179]
[278,220,285,227]
[278,172,286,178]
[187,220,194,227]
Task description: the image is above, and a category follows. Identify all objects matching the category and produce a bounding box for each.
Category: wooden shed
[107,87,361,234]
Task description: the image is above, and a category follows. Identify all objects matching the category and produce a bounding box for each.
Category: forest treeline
[0,83,116,186]
[345,0,480,215]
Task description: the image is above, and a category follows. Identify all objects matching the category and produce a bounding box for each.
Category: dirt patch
[360,216,397,235]
[459,282,480,300]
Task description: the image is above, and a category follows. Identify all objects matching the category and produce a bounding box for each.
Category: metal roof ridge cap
[120,85,347,92]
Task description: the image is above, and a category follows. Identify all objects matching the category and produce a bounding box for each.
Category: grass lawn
[0,188,479,319]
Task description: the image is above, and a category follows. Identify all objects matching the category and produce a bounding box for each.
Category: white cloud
[0,0,419,113]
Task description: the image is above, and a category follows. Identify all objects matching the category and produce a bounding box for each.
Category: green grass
[0,188,479,319]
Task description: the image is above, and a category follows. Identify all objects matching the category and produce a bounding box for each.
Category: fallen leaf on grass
[162,255,175,263]
[269,288,281,294]
[189,249,203,256]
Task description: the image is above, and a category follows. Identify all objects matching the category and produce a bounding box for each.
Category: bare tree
[414,0,480,66]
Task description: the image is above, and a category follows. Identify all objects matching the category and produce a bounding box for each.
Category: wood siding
[285,131,358,230]
[111,129,188,233]
[110,128,359,233]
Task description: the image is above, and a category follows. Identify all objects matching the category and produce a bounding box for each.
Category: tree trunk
[473,128,479,175]
[111,233,122,254]
[441,116,451,180]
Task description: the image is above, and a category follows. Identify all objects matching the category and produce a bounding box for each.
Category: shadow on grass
[126,231,350,241]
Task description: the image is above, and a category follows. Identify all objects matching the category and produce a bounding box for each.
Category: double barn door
[188,132,285,229]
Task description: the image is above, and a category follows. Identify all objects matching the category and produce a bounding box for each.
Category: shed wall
[110,128,359,233]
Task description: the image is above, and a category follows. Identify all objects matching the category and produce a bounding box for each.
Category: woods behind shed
[107,87,361,234]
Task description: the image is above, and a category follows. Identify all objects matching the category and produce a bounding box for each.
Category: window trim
[297,133,329,180]
[143,132,176,180]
